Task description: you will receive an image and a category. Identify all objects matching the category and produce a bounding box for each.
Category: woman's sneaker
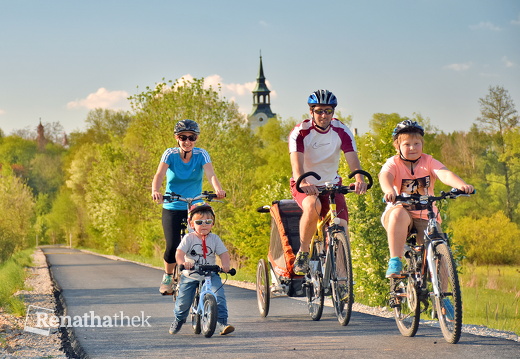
[160,273,174,295]
[216,322,235,335]
[293,251,310,275]
[385,257,403,278]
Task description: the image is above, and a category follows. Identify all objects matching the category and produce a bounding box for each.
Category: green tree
[0,173,35,262]
[477,86,519,222]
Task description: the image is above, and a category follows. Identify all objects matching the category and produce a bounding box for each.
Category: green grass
[459,263,520,335]
[0,248,33,316]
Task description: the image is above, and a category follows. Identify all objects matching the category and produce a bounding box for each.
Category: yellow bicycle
[295,170,373,325]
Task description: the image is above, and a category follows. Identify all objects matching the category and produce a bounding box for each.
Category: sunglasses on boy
[313,108,334,115]
[193,219,213,225]
[178,134,198,142]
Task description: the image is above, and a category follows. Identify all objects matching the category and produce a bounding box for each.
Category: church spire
[248,53,276,130]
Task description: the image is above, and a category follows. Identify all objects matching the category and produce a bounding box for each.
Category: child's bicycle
[161,191,221,300]
[388,188,474,344]
[178,264,236,338]
[295,170,373,326]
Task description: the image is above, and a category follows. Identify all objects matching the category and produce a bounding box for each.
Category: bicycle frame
[309,184,344,291]
[194,273,217,316]
[390,189,472,343]
[296,170,373,325]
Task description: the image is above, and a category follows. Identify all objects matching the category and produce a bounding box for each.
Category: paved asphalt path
[41,247,518,359]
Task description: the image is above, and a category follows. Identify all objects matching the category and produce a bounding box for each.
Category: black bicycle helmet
[189,202,215,219]
[307,89,338,108]
[174,119,200,134]
[392,120,424,140]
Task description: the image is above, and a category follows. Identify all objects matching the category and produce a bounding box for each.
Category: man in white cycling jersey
[289,89,368,275]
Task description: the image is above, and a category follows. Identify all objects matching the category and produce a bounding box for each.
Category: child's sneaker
[169,319,185,334]
[216,322,235,335]
[385,257,403,278]
[160,273,174,295]
[293,251,310,275]
[442,298,455,321]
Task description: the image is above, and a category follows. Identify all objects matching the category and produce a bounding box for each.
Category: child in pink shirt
[379,120,474,278]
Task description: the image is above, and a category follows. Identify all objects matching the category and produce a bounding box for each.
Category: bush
[451,211,520,265]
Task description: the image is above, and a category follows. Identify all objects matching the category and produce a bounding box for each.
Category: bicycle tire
[201,293,218,338]
[306,241,324,321]
[330,231,353,326]
[434,242,462,344]
[256,259,270,317]
[391,251,420,337]
[190,288,201,334]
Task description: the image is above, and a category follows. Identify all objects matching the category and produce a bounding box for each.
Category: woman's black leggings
[162,208,188,263]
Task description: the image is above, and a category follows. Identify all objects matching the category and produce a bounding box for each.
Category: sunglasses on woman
[178,134,198,142]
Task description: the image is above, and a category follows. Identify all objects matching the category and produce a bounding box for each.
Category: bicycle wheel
[330,231,353,326]
[256,259,270,317]
[201,293,218,338]
[306,244,324,321]
[190,288,201,334]
[433,242,462,344]
[391,251,420,337]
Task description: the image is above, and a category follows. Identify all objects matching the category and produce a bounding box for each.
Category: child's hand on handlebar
[215,189,226,199]
[457,184,474,194]
[181,261,194,270]
[383,190,397,204]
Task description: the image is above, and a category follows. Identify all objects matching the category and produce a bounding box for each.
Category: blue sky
[1,0,519,136]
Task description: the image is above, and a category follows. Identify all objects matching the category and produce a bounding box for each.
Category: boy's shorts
[290,178,349,222]
[382,205,428,242]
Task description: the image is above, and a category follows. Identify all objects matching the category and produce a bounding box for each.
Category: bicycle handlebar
[391,188,475,204]
[295,169,373,193]
[163,191,219,203]
[178,264,236,276]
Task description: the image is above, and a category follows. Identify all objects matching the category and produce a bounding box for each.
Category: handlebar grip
[295,172,321,193]
[348,170,373,189]
[450,188,476,196]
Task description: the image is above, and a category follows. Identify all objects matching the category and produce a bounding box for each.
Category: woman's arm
[151,162,169,202]
[203,162,226,198]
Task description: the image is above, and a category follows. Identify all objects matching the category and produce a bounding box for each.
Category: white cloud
[469,21,501,31]
[502,56,515,68]
[0,109,5,116]
[511,14,520,25]
[67,88,129,110]
[443,62,472,71]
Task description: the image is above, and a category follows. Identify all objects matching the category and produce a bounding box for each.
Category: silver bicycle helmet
[392,120,424,140]
[174,119,200,134]
[307,89,338,108]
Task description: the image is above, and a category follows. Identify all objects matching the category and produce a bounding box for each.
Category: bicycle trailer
[260,199,305,298]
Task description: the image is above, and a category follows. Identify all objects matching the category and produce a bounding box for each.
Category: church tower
[37,118,46,151]
[248,55,276,130]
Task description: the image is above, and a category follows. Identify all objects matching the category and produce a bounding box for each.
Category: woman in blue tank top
[151,119,225,295]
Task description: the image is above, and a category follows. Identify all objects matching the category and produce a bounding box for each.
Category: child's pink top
[380,153,445,220]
